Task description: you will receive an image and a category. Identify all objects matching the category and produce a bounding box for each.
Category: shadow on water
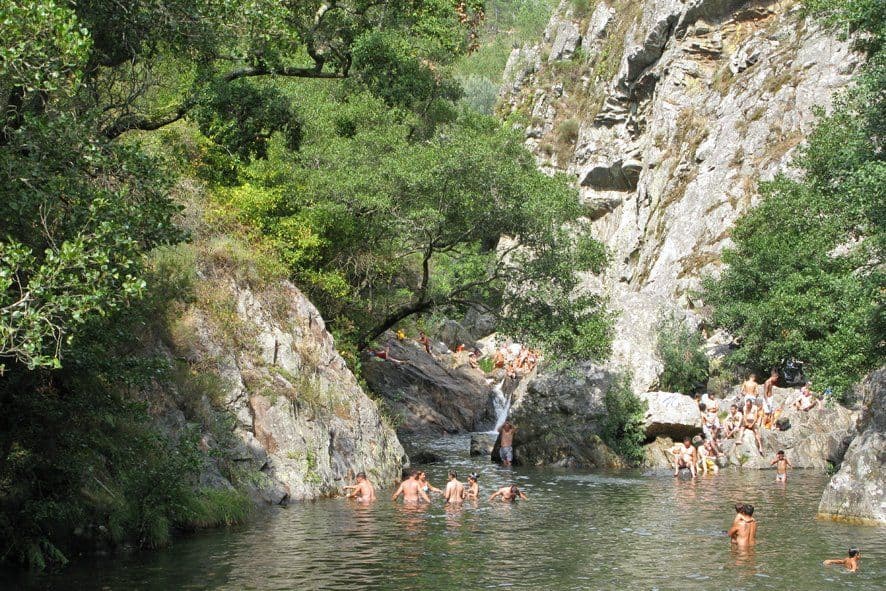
[3,434,884,590]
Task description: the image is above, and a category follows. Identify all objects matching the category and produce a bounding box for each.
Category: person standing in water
[443,471,465,504]
[728,504,757,547]
[343,472,376,502]
[417,471,442,496]
[464,473,479,500]
[770,450,792,482]
[498,421,517,466]
[489,484,527,502]
[824,548,862,572]
[391,471,430,503]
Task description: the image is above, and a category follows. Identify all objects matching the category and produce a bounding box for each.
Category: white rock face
[638,391,702,439]
[500,0,858,393]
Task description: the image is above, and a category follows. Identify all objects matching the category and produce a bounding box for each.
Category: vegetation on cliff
[704,0,884,400]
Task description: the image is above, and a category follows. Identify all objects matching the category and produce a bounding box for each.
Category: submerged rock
[362,336,495,434]
[818,369,886,525]
[470,432,498,457]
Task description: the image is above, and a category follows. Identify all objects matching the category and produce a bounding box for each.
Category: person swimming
[489,484,527,502]
[824,547,862,572]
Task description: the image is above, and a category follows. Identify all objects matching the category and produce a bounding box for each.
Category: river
[4,434,884,590]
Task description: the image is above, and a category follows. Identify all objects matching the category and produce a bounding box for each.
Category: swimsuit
[500,446,513,462]
[776,472,787,482]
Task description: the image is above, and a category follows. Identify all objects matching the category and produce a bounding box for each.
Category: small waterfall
[491,381,511,433]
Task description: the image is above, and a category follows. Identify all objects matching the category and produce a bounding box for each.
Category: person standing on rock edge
[444,470,465,504]
[418,331,432,355]
[392,470,430,503]
[762,369,780,428]
[343,472,376,502]
[498,421,517,467]
[741,373,759,406]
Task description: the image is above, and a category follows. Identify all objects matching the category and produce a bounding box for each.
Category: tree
[217,94,612,361]
[705,0,884,398]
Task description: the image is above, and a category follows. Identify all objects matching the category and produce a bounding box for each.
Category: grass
[182,488,253,528]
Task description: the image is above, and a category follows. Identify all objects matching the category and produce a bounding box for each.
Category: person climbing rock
[498,421,516,466]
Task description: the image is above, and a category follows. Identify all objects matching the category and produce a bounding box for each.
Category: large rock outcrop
[362,336,495,434]
[160,249,405,504]
[818,369,886,525]
[500,0,858,393]
[507,364,623,468]
[638,391,702,439]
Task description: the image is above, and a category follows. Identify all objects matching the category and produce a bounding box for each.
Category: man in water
[728,504,757,547]
[343,472,376,502]
[770,449,792,482]
[489,484,527,502]
[443,470,465,504]
[391,470,430,503]
[498,421,516,466]
[824,548,861,572]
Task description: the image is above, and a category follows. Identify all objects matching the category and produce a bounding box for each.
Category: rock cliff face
[362,336,496,434]
[818,369,886,525]
[499,0,858,392]
[158,248,405,504]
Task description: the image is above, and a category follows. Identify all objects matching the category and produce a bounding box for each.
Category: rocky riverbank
[157,243,406,504]
[818,369,886,525]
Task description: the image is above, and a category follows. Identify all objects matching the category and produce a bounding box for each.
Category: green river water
[4,434,884,590]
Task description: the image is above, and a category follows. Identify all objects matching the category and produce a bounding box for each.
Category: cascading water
[490,381,510,432]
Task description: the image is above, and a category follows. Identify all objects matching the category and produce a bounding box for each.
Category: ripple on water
[2,434,884,591]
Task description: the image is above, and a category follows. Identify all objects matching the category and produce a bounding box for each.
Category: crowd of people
[672,370,827,478]
[345,470,526,505]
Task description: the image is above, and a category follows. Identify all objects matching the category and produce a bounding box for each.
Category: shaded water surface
[6,435,884,590]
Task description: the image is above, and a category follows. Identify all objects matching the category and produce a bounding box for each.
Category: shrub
[600,373,647,464]
[656,315,710,394]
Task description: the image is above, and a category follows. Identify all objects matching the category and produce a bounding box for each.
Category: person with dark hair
[498,421,517,467]
[671,436,698,477]
[741,373,759,406]
[444,470,465,504]
[727,504,756,547]
[489,484,527,502]
[723,404,743,439]
[824,548,862,572]
[762,369,780,428]
[343,471,376,502]
[464,473,479,500]
[391,470,430,503]
[770,450,792,482]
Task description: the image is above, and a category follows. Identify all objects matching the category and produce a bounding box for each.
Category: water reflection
[3,435,884,591]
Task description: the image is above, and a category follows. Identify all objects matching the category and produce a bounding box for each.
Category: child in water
[770,450,792,482]
[824,548,861,572]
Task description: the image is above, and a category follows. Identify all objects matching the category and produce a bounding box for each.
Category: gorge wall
[153,238,405,505]
[499,0,858,392]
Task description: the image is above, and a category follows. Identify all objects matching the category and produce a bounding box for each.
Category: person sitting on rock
[699,438,720,475]
[489,484,527,502]
[824,547,862,572]
[700,403,721,441]
[671,436,698,478]
[723,404,743,439]
[700,392,720,414]
[343,472,376,502]
[739,398,765,456]
[794,381,821,411]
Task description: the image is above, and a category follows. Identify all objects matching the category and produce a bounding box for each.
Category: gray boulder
[818,369,886,525]
[508,363,623,468]
[638,391,702,440]
[362,335,495,434]
[470,432,498,457]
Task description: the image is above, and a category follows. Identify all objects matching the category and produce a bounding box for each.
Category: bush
[600,373,647,465]
[656,315,710,394]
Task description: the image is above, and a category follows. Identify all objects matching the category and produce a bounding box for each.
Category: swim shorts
[500,446,513,462]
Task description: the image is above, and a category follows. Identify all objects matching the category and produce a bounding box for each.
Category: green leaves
[705,4,885,398]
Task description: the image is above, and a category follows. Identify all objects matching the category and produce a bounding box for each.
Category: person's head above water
[448,470,458,480]
[848,547,860,558]
[734,503,744,514]
[743,504,755,517]
[409,470,419,480]
[777,450,785,457]
[356,472,366,481]
[468,473,477,482]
